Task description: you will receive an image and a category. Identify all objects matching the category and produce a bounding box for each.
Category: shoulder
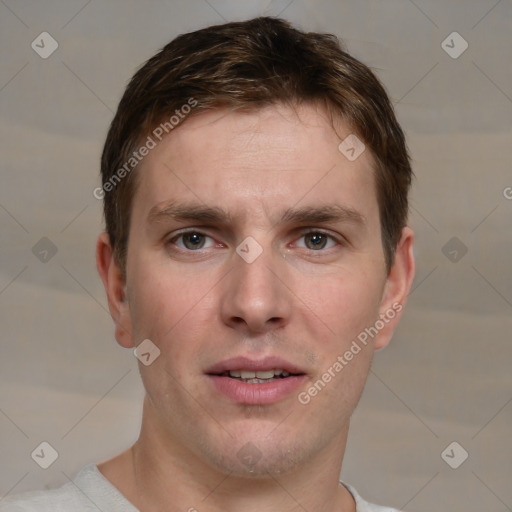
[0,482,85,511]
[342,482,402,512]
[0,464,133,512]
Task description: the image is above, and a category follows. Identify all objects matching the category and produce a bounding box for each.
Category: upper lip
[205,356,306,375]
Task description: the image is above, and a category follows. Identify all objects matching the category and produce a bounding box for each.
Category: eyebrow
[148,201,235,225]
[147,201,366,228]
[281,204,365,226]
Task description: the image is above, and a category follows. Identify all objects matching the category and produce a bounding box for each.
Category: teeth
[228,369,290,379]
[255,370,274,379]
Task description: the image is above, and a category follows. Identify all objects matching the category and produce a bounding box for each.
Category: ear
[374,226,415,350]
[96,232,135,348]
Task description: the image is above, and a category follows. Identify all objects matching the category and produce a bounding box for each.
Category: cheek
[128,259,217,355]
[130,264,208,339]
[297,269,383,342]
[129,268,211,398]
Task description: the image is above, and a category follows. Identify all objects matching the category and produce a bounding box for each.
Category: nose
[220,243,292,335]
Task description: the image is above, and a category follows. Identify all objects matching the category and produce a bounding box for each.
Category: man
[2,16,415,512]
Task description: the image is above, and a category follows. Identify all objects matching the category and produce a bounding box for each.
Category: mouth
[212,368,302,383]
[205,357,307,404]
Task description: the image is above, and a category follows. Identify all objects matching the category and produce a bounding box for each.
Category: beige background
[1,1,511,510]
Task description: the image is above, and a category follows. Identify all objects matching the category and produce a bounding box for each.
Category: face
[104,103,412,477]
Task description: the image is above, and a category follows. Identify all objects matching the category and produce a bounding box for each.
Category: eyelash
[166,229,345,252]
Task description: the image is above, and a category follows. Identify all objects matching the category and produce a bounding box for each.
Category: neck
[99,396,356,512]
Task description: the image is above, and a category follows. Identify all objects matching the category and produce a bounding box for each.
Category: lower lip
[208,375,307,405]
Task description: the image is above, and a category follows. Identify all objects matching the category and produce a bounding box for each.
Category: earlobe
[96,232,135,348]
[374,227,415,350]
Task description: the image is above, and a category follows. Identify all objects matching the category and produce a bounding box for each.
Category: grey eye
[182,232,206,250]
[303,232,330,250]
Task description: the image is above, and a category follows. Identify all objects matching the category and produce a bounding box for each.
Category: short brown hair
[100,16,412,276]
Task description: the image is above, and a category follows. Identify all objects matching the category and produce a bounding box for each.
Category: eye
[169,231,216,251]
[295,231,339,251]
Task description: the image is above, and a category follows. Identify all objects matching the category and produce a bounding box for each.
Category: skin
[96,103,415,512]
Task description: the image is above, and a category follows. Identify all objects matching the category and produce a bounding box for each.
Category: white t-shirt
[0,464,401,512]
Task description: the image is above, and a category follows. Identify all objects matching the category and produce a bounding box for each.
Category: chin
[199,430,314,478]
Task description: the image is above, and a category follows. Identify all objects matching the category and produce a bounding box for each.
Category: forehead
[132,104,379,227]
